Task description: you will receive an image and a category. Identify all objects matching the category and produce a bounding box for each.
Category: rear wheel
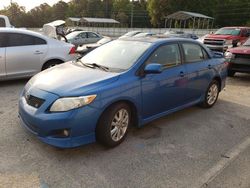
[42,60,62,70]
[200,80,219,108]
[228,70,235,77]
[96,103,131,148]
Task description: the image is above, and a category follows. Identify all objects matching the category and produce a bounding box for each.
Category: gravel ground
[0,73,249,188]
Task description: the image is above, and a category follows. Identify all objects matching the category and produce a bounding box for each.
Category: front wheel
[200,80,220,108]
[96,103,131,148]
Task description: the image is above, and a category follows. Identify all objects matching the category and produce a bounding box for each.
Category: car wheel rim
[207,84,219,105]
[110,108,129,142]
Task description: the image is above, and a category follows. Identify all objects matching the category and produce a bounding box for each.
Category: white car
[0,28,76,81]
[65,31,102,46]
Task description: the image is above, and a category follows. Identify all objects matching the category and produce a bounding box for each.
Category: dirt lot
[0,73,249,188]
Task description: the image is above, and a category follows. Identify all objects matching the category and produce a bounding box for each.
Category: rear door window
[182,43,208,63]
[6,33,47,47]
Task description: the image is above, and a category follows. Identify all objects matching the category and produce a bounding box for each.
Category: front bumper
[204,44,230,52]
[228,58,250,73]
[18,87,101,148]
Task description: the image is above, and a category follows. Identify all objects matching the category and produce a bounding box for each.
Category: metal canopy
[80,17,119,24]
[165,11,214,21]
[67,17,119,24]
[164,11,214,31]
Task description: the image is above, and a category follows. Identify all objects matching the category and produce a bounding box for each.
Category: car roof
[0,28,46,38]
[119,36,199,45]
[222,27,250,29]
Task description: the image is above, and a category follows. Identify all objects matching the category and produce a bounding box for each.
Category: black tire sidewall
[96,103,131,148]
[42,61,61,70]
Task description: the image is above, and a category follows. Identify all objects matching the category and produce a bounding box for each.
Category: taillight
[69,46,76,54]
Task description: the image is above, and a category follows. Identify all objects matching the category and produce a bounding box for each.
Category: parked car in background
[133,32,155,38]
[76,37,112,56]
[164,31,198,40]
[203,27,250,52]
[19,38,227,148]
[119,31,142,39]
[0,28,76,81]
[0,15,12,28]
[66,28,84,35]
[65,31,102,47]
[225,38,250,76]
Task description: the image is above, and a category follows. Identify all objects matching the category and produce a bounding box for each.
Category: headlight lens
[50,95,97,112]
[224,40,232,45]
[224,51,235,59]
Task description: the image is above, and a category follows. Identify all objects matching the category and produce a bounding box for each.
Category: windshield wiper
[85,63,110,72]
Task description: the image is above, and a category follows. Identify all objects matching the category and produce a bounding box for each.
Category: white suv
[0,28,77,80]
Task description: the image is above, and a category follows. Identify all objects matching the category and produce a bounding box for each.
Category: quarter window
[147,44,181,68]
[0,18,5,27]
[182,43,208,63]
[6,33,46,47]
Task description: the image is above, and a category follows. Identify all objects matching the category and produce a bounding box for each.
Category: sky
[0,0,71,11]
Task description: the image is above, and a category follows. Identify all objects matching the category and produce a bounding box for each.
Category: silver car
[66,31,102,46]
[0,28,76,81]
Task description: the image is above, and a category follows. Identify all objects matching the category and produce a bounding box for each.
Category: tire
[228,70,235,77]
[42,60,62,71]
[96,103,131,148]
[200,80,220,108]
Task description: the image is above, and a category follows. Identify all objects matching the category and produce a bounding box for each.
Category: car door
[0,33,6,78]
[87,32,101,43]
[5,32,48,78]
[181,42,214,102]
[141,43,189,119]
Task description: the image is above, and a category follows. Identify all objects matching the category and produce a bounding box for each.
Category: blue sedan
[19,38,228,148]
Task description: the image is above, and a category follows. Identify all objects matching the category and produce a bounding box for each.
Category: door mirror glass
[144,63,162,74]
[212,51,224,58]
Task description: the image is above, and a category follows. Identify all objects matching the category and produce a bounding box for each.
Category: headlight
[224,52,235,59]
[224,40,232,46]
[50,95,97,112]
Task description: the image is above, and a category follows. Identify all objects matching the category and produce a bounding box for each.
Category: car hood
[27,62,120,96]
[205,34,234,40]
[228,46,250,54]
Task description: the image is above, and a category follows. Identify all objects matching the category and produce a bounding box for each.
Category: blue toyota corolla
[19,38,227,148]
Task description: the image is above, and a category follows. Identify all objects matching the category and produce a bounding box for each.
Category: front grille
[204,39,224,46]
[235,53,250,59]
[25,95,45,108]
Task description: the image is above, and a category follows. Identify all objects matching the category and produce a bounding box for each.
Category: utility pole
[130,0,134,28]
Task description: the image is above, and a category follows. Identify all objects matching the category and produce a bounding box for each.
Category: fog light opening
[52,129,70,138]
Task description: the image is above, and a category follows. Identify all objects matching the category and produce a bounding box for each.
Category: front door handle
[208,64,212,69]
[180,71,185,77]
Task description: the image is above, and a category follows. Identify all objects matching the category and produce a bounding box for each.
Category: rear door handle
[208,64,212,69]
[34,51,43,55]
[180,71,185,77]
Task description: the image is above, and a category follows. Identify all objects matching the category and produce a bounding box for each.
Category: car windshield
[243,38,250,46]
[97,38,111,44]
[80,40,151,71]
[124,31,140,37]
[215,28,241,36]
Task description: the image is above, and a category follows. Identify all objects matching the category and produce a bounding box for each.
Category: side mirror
[212,51,224,58]
[144,63,162,74]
